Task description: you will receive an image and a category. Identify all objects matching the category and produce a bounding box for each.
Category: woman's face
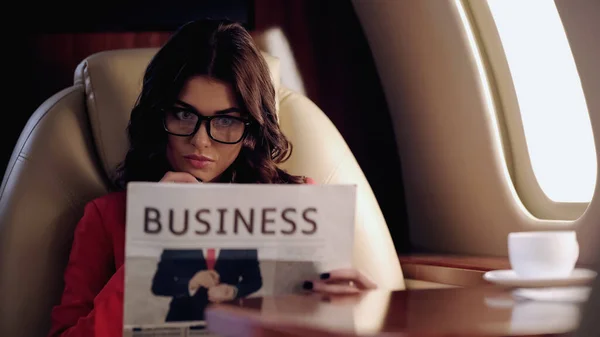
[166,75,245,182]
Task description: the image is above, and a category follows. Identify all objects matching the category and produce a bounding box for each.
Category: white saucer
[483,268,597,288]
[512,286,591,302]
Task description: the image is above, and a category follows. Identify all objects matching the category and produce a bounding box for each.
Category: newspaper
[123,182,356,336]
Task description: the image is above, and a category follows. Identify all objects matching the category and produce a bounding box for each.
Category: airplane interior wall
[353,0,599,266]
[554,0,600,264]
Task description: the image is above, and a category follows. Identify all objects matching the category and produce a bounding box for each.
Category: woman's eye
[214,117,234,127]
[175,111,195,120]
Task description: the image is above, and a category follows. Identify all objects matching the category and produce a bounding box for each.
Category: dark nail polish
[302,281,313,290]
[320,273,330,280]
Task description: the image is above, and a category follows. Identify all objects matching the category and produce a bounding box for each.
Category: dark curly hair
[114,19,305,189]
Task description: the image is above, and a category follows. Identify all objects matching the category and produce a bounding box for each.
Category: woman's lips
[184,154,214,169]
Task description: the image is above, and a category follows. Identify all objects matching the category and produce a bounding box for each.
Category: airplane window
[486,0,597,203]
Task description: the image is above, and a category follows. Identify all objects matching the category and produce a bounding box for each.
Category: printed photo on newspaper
[122,182,356,336]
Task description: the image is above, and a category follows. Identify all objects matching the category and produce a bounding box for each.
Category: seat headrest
[73,48,281,180]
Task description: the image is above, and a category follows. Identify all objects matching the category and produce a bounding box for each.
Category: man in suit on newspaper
[151,248,262,322]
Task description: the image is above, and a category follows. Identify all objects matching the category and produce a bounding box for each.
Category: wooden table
[205,286,582,336]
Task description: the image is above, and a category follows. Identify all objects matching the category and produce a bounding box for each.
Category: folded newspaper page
[123,182,356,336]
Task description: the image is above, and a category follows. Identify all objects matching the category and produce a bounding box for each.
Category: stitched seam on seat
[323,152,351,184]
[278,87,293,108]
[0,87,82,199]
[83,62,109,176]
[16,153,81,212]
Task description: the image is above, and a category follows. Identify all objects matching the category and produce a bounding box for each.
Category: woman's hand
[159,171,200,183]
[303,268,377,294]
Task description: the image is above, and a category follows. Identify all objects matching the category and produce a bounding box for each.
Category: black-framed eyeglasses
[161,102,252,144]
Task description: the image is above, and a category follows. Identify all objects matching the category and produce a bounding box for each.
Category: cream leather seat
[0,48,404,337]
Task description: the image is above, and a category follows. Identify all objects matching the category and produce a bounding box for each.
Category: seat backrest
[0,48,404,337]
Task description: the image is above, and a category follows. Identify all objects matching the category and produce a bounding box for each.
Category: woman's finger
[320,269,377,290]
[160,171,200,183]
[303,280,360,295]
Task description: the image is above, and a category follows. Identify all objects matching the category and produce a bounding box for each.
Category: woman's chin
[182,169,216,183]
[189,173,210,182]
[177,161,222,182]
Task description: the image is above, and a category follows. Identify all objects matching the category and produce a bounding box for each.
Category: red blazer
[48,177,315,337]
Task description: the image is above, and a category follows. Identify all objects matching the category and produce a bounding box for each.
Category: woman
[47,19,376,337]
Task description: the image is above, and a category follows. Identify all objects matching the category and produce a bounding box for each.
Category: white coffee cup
[508,231,579,279]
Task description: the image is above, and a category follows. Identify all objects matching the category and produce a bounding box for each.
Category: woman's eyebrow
[174,100,195,109]
[174,100,241,115]
[172,100,198,114]
[214,107,242,115]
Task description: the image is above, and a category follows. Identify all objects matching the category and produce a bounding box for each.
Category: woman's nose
[190,121,211,148]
